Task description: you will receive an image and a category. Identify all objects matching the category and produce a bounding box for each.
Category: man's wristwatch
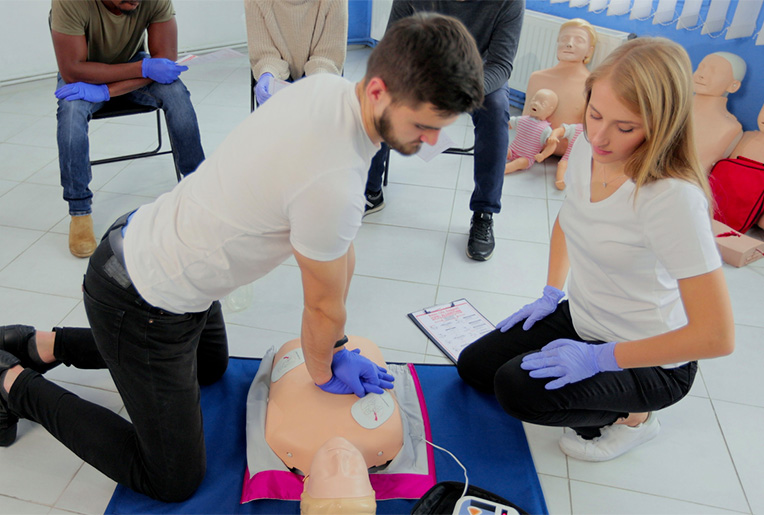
[334,335,349,348]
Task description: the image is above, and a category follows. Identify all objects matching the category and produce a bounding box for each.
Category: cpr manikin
[692,52,746,173]
[265,336,403,476]
[730,101,764,230]
[505,89,561,174]
[300,436,376,515]
[523,18,597,188]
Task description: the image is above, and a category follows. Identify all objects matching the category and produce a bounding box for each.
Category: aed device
[453,495,522,515]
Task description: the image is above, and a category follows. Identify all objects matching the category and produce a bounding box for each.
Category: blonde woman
[458,37,734,462]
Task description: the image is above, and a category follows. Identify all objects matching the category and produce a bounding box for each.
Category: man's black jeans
[9,216,228,501]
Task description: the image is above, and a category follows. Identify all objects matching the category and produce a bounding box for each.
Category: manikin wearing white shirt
[458,38,734,463]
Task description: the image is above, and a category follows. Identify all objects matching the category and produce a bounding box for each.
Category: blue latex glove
[255,73,273,105]
[496,285,565,332]
[521,338,621,390]
[317,348,395,397]
[141,58,188,84]
[54,82,110,103]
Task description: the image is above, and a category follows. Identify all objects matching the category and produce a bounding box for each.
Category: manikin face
[557,27,592,63]
[585,78,646,171]
[693,54,736,97]
[374,102,458,156]
[527,90,558,120]
[305,437,373,498]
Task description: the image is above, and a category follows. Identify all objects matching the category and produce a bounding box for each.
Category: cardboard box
[712,220,764,267]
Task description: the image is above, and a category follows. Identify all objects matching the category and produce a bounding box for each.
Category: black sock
[0,370,9,403]
[25,333,48,369]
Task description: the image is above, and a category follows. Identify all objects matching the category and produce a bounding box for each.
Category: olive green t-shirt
[50,0,175,64]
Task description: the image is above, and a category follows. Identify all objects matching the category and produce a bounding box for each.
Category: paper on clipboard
[408,298,495,364]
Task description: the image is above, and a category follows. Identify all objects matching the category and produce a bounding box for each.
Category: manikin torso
[265,336,403,476]
[730,103,764,163]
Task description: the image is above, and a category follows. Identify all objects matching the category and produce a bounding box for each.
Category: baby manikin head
[300,437,376,515]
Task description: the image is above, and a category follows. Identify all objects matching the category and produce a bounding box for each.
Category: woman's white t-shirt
[559,138,722,356]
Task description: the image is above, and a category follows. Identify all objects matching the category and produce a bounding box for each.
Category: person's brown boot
[69,214,97,258]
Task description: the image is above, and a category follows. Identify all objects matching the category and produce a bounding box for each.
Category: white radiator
[509,10,632,95]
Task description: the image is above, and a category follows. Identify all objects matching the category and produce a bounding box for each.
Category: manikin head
[300,437,376,515]
[557,19,597,64]
[362,12,484,155]
[693,52,746,97]
[526,89,558,120]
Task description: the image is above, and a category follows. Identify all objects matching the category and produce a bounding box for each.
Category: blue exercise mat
[106,358,547,514]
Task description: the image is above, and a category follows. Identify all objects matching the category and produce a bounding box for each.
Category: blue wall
[348,0,373,46]
[528,0,764,131]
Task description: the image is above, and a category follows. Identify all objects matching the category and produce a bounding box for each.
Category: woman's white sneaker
[558,412,660,462]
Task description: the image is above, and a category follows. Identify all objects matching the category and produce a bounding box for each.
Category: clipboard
[408,298,495,364]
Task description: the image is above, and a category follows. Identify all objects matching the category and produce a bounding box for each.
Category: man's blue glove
[141,58,188,84]
[317,348,395,397]
[54,82,110,103]
[255,73,273,105]
[521,338,621,390]
[496,285,565,332]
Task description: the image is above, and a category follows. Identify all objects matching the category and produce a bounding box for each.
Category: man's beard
[374,107,422,156]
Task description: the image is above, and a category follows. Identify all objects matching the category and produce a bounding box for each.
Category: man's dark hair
[364,12,484,115]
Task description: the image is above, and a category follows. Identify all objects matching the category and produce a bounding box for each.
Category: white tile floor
[1,46,763,515]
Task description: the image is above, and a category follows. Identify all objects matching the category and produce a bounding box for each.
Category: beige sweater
[244,0,348,81]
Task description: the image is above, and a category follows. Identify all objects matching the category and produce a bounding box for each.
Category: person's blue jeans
[366,83,511,214]
[56,52,204,215]
[7,215,228,501]
[457,301,696,439]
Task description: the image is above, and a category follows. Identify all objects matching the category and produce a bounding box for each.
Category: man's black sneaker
[466,211,495,261]
[363,189,385,217]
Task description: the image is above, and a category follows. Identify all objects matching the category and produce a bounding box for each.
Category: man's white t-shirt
[559,138,722,353]
[123,74,379,313]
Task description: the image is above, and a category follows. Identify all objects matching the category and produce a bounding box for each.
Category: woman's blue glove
[496,285,565,332]
[255,73,273,105]
[317,348,395,397]
[521,339,621,390]
[141,58,188,84]
[54,82,110,103]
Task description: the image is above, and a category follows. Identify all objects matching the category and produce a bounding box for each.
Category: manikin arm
[51,18,179,98]
[535,126,565,162]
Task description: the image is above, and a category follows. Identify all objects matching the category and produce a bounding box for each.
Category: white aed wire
[423,438,469,501]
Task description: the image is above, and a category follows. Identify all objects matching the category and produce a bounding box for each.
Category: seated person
[692,51,746,174]
[504,89,561,174]
[300,436,377,515]
[265,336,401,476]
[244,0,348,105]
[50,0,204,258]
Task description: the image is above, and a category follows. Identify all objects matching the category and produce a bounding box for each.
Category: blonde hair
[559,18,598,64]
[582,37,712,205]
